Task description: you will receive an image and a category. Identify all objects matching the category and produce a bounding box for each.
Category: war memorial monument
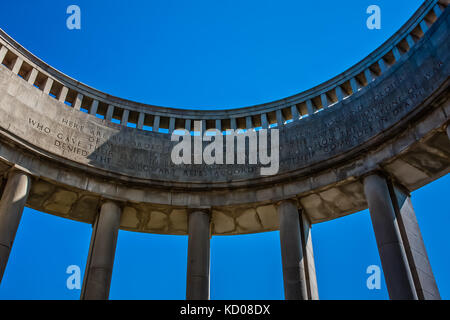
[0,0,449,300]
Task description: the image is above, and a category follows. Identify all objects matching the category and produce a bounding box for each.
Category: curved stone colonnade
[0,0,449,300]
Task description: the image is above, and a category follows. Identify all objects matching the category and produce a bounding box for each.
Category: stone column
[363,174,417,300]
[277,200,308,300]
[299,213,319,300]
[0,171,31,283]
[81,202,122,300]
[186,210,211,300]
[389,182,440,300]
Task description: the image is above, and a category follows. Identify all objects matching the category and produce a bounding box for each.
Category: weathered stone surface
[0,161,9,174]
[320,187,353,212]
[236,208,261,232]
[385,159,430,186]
[27,180,54,208]
[300,194,329,220]
[256,205,279,229]
[120,206,139,229]
[43,190,78,215]
[211,210,235,234]
[70,195,99,222]
[170,209,188,233]
[147,211,168,231]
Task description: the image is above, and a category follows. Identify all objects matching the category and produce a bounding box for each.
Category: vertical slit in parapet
[340,80,353,99]
[95,101,108,119]
[397,38,410,54]
[326,89,338,106]
[159,116,169,131]
[2,50,17,70]
[266,111,277,127]
[112,106,123,123]
[236,117,246,130]
[64,88,78,107]
[48,80,63,99]
[175,118,185,131]
[382,50,396,68]
[281,107,292,123]
[17,60,32,80]
[33,71,47,90]
[298,102,309,117]
[221,118,231,131]
[355,72,368,88]
[127,110,140,128]
[410,24,424,42]
[424,9,438,27]
[251,114,262,128]
[369,62,382,78]
[81,96,93,113]
[205,120,215,131]
[311,96,323,112]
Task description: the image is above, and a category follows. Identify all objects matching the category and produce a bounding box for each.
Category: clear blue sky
[0,0,448,300]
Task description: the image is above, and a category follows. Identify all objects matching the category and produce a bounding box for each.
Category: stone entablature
[0,0,448,237]
[0,1,443,131]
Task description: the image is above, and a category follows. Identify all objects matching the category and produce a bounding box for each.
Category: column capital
[98,200,122,212]
[187,207,211,215]
[7,167,32,179]
[362,169,390,182]
[275,198,300,209]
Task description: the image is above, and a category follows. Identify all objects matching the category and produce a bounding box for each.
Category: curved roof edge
[0,1,439,118]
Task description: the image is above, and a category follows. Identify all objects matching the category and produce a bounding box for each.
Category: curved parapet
[0,0,449,236]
